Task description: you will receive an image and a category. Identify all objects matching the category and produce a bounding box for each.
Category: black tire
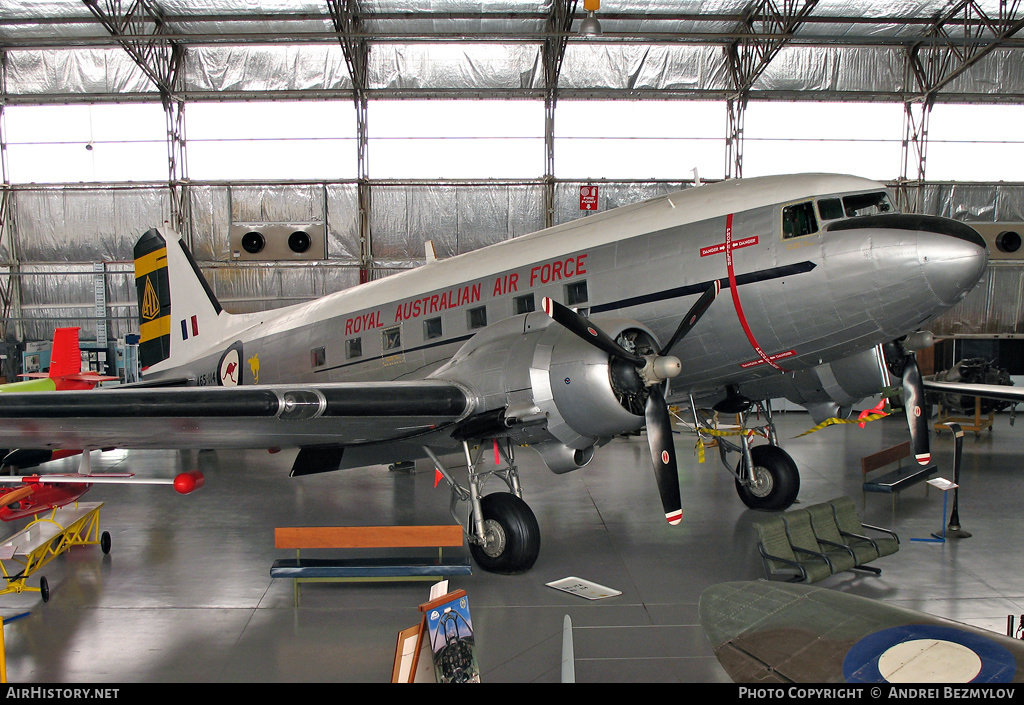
[100,531,111,555]
[39,576,49,603]
[735,445,800,511]
[468,493,541,575]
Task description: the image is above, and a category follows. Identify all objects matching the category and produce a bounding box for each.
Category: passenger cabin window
[817,198,844,221]
[382,326,401,351]
[424,317,442,340]
[345,337,362,360]
[782,201,818,239]
[467,305,487,330]
[513,293,535,315]
[843,191,893,217]
[311,346,326,368]
[565,280,588,307]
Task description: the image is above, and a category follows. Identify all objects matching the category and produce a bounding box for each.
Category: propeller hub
[645,355,682,382]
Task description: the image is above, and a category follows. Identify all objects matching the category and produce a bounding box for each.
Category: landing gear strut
[424,439,541,575]
[697,399,801,511]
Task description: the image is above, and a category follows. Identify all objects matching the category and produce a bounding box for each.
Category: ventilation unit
[967,222,1024,261]
[229,223,326,261]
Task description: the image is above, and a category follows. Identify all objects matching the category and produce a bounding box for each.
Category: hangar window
[467,306,488,330]
[513,293,535,315]
[424,317,443,340]
[843,192,893,217]
[782,202,818,239]
[346,338,362,360]
[311,346,326,368]
[382,326,402,351]
[565,280,588,307]
[817,198,844,221]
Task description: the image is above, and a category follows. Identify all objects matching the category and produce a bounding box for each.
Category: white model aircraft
[0,174,990,574]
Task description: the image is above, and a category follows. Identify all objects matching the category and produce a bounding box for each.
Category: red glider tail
[47,327,83,380]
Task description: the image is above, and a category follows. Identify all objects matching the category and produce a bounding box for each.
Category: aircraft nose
[826,213,988,305]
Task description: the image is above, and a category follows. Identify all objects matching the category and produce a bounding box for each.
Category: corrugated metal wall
[4,178,1022,343]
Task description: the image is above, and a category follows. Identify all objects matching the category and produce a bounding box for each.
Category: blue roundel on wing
[843,624,1017,683]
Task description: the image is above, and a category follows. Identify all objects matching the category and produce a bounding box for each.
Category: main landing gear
[695,398,801,511]
[423,439,541,575]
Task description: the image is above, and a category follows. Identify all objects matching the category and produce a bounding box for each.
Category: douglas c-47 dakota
[0,173,990,574]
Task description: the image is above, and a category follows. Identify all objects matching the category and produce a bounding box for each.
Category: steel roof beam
[898,1,1024,212]
[724,1,818,179]
[82,0,192,237]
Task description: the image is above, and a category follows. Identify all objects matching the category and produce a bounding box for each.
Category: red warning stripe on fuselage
[724,214,789,373]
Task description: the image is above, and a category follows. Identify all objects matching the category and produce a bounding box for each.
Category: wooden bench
[271,525,472,604]
[861,441,938,506]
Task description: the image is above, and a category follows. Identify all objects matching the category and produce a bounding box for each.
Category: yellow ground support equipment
[0,502,110,602]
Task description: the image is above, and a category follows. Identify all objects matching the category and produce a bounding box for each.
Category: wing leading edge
[0,381,475,453]
[923,380,1024,406]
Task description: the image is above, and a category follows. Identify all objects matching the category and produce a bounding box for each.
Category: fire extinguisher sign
[580,186,598,211]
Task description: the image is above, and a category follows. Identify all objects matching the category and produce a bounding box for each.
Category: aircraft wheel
[100,531,111,555]
[468,493,541,575]
[735,445,800,511]
[39,576,49,603]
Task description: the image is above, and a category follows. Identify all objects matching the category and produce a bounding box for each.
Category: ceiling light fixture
[579,0,602,37]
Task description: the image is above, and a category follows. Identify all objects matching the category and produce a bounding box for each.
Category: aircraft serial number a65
[0,173,988,574]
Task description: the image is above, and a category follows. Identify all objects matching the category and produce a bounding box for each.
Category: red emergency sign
[580,186,598,211]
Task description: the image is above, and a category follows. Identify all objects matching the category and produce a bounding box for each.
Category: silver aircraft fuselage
[149,173,987,414]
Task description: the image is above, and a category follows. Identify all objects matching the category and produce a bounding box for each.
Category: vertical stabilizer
[134,228,224,371]
[47,327,82,379]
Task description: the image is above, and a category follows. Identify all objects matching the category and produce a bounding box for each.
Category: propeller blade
[645,384,683,525]
[902,353,931,465]
[541,297,644,365]
[0,485,35,508]
[660,281,721,356]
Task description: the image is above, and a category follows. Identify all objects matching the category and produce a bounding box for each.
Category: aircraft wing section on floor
[923,380,1024,406]
[699,581,1024,683]
[0,381,475,452]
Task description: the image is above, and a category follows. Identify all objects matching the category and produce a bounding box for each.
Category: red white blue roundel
[843,624,1017,683]
[218,344,243,386]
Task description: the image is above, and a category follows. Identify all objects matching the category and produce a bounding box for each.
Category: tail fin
[48,327,83,379]
[134,228,224,371]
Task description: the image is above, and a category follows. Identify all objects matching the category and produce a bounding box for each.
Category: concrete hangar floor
[0,408,1021,683]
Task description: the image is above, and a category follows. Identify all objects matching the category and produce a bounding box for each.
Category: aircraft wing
[923,380,1024,406]
[699,581,1024,683]
[0,381,475,453]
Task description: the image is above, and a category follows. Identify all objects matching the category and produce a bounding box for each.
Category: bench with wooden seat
[754,497,898,583]
[271,525,472,603]
[861,440,938,505]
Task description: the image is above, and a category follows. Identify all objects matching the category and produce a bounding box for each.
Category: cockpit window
[782,201,818,239]
[842,192,893,218]
[817,198,844,221]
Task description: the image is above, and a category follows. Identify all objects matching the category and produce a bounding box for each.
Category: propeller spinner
[541,283,719,525]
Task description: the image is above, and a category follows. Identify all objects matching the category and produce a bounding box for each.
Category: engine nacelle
[430,312,661,471]
[777,345,894,424]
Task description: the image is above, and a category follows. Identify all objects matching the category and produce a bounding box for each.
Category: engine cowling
[429,311,662,472]
[776,345,894,423]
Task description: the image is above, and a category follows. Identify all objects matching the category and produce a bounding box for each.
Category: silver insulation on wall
[6,178,1024,338]
[3,0,1024,344]
[10,42,1024,101]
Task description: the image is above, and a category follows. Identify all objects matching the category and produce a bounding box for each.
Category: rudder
[47,327,83,379]
[134,228,223,371]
